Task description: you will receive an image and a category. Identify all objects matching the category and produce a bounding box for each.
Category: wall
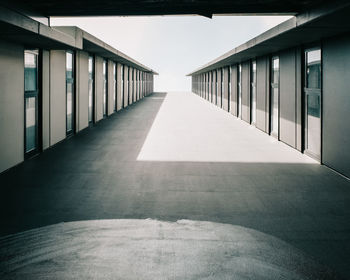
[279,48,297,148]
[323,34,350,178]
[50,50,66,146]
[230,65,238,117]
[76,50,89,131]
[42,50,50,150]
[123,66,128,108]
[95,56,103,122]
[0,41,24,173]
[256,56,269,133]
[222,67,229,111]
[107,60,115,116]
[241,61,250,123]
[116,63,122,111]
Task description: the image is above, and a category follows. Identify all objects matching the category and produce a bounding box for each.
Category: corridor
[1,92,350,279]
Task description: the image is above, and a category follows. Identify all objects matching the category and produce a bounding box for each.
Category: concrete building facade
[189,3,350,178]
[0,8,157,173]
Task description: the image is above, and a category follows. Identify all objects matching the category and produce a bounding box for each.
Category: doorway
[24,50,41,157]
[304,48,322,160]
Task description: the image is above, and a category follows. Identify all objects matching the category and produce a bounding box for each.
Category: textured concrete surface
[0,92,350,278]
[0,219,342,279]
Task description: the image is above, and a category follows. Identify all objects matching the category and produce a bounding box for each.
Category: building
[0,7,157,174]
[188,2,350,178]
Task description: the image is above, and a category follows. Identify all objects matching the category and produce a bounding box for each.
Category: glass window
[251,60,257,124]
[88,56,94,123]
[103,60,107,117]
[271,57,279,136]
[66,51,74,134]
[24,52,37,92]
[238,64,242,118]
[306,49,321,89]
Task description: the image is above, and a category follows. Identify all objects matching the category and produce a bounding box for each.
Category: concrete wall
[124,66,128,108]
[133,69,137,102]
[107,60,115,116]
[95,56,103,122]
[256,56,269,133]
[323,34,350,178]
[128,67,133,105]
[0,41,24,173]
[230,65,238,117]
[217,69,222,108]
[241,61,250,123]
[42,50,50,150]
[279,48,297,148]
[50,50,66,146]
[116,63,122,111]
[76,50,89,131]
[222,67,229,111]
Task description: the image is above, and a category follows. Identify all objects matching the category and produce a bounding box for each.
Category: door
[24,50,40,157]
[88,55,94,124]
[304,48,322,160]
[251,60,257,125]
[238,64,242,118]
[103,59,108,118]
[270,56,279,138]
[66,51,74,135]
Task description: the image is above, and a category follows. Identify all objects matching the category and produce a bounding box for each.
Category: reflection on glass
[271,57,279,135]
[113,63,116,110]
[25,97,36,152]
[251,61,257,124]
[24,52,37,92]
[66,51,74,133]
[307,95,321,155]
[306,49,321,89]
[238,64,242,118]
[88,56,94,123]
[103,60,107,117]
[66,83,73,132]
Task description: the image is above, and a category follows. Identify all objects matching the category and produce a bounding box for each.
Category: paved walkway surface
[0,92,350,278]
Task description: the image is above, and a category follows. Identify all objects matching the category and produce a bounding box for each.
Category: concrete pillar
[223,67,229,112]
[123,65,128,108]
[42,50,50,150]
[95,56,104,122]
[230,65,238,117]
[116,63,122,111]
[0,41,24,173]
[128,67,133,105]
[75,50,89,131]
[50,50,66,144]
[107,60,115,116]
[133,68,137,102]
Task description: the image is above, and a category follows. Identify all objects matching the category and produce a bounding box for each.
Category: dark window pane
[25,97,36,152]
[306,50,321,89]
[24,52,37,92]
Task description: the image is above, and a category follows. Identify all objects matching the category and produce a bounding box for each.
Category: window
[304,48,322,159]
[24,50,39,154]
[88,55,94,123]
[251,60,257,125]
[66,51,74,134]
[238,64,242,118]
[113,62,116,111]
[121,65,124,108]
[270,56,279,137]
[229,67,232,112]
[103,59,108,117]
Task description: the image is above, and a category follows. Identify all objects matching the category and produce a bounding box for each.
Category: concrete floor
[1,92,350,278]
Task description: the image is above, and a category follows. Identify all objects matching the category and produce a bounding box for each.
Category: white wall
[50,50,66,146]
[0,41,24,173]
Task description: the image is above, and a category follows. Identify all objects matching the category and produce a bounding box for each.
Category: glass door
[121,65,124,108]
[88,55,94,124]
[66,51,74,135]
[238,64,242,118]
[304,48,322,160]
[228,66,232,112]
[103,59,108,118]
[24,50,40,156]
[251,60,257,125]
[270,56,279,138]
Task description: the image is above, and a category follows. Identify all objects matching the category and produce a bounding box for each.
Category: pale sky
[51,15,292,92]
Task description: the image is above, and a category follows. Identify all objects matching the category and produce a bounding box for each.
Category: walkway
[1,92,350,279]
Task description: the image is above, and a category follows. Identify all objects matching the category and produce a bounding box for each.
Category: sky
[51,15,291,92]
